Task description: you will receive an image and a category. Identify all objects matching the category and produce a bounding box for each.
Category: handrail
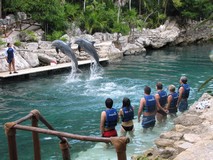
[4,109,130,160]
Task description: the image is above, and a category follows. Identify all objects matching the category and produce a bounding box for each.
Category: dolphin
[52,40,81,73]
[74,38,101,66]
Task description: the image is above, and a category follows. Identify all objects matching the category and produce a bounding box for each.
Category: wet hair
[122,97,131,108]
[144,86,151,95]
[168,85,176,92]
[105,98,113,109]
[156,82,163,90]
[180,76,187,84]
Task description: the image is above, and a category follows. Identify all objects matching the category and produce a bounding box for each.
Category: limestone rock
[38,41,52,49]
[174,141,193,152]
[174,114,203,126]
[160,131,183,141]
[19,50,39,67]
[174,140,213,160]
[174,124,189,133]
[25,42,39,50]
[183,134,201,143]
[154,138,175,148]
[38,53,57,65]
[159,147,177,159]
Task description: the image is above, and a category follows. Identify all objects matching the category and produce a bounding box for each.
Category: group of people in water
[100,76,190,137]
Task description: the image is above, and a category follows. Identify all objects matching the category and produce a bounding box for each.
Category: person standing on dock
[100,98,119,137]
[4,43,18,74]
[138,86,157,133]
[177,76,190,112]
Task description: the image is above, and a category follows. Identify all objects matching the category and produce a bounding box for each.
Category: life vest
[143,95,156,112]
[169,92,178,108]
[158,90,167,107]
[105,108,118,128]
[7,48,14,59]
[122,106,134,122]
[179,84,190,99]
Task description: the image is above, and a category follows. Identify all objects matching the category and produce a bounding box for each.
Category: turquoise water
[0,43,212,160]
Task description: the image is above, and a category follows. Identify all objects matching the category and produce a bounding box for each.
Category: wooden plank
[0,58,108,79]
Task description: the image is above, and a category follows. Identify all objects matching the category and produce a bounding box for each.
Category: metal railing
[4,109,130,160]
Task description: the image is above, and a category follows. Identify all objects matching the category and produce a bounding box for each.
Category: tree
[172,0,213,20]
[3,0,67,35]
[0,0,2,18]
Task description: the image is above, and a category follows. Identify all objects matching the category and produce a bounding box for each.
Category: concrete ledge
[0,58,108,79]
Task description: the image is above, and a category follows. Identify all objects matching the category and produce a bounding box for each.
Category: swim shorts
[102,129,117,137]
[178,99,188,112]
[142,115,156,129]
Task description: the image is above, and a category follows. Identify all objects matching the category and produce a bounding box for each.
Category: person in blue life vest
[100,98,119,137]
[4,43,18,74]
[165,85,179,117]
[119,97,134,137]
[176,76,190,112]
[155,82,168,123]
[138,86,157,133]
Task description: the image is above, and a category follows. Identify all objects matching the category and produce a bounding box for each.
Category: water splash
[89,62,104,80]
[65,71,82,83]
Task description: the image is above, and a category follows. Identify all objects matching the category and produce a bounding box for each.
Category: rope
[4,122,17,135]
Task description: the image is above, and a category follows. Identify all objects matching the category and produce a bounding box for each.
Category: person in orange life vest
[100,98,119,137]
[155,82,168,123]
[119,97,134,137]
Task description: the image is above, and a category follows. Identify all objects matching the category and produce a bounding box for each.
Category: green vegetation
[0,38,6,46]
[14,40,21,47]
[20,30,38,42]
[2,0,213,39]
[46,31,65,41]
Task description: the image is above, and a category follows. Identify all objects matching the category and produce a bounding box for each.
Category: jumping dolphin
[52,40,81,73]
[74,38,101,66]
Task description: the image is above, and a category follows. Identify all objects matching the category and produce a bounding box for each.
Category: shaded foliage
[2,0,213,36]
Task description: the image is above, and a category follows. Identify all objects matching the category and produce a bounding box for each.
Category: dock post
[110,137,130,160]
[4,122,18,160]
[31,110,41,160]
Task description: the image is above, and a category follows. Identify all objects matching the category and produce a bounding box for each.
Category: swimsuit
[122,125,134,131]
[102,129,117,137]
[142,115,156,129]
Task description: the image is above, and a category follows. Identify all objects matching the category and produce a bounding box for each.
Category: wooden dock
[0,58,108,79]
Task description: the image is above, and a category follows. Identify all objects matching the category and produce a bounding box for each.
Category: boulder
[174,140,213,160]
[19,50,39,67]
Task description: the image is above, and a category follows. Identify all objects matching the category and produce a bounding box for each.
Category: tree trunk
[139,0,141,15]
[83,0,86,12]
[0,0,2,18]
[129,0,131,10]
